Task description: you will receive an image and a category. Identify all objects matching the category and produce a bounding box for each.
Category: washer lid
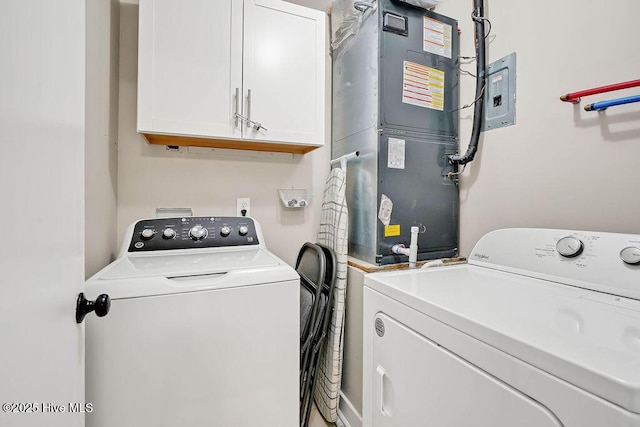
[86,247,298,300]
[365,264,640,414]
[98,247,280,280]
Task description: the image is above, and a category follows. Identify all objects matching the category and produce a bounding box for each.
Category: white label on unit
[423,17,452,59]
[402,61,445,111]
[378,194,393,226]
[388,138,406,169]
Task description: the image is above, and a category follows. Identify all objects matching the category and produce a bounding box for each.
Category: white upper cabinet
[243,0,326,146]
[137,0,243,140]
[137,0,327,154]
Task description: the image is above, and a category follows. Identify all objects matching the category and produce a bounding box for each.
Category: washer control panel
[128,216,259,252]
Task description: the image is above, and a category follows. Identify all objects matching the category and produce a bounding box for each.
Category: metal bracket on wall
[483,52,517,131]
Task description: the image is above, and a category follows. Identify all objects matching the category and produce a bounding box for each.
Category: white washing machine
[84,216,299,427]
[363,228,640,426]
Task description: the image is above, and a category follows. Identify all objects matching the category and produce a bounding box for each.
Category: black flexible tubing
[449,0,487,167]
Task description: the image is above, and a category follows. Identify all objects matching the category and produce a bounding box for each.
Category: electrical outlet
[236,198,250,217]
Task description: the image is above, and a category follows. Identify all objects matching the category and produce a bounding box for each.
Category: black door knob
[76,292,111,324]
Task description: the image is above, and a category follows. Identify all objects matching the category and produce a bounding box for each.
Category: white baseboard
[337,391,362,427]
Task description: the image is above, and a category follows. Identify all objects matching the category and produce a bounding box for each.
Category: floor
[309,402,337,427]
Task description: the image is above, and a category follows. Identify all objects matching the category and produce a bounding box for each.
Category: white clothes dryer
[363,228,640,427]
[84,216,299,427]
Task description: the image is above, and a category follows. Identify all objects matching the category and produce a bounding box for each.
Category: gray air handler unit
[331,0,460,265]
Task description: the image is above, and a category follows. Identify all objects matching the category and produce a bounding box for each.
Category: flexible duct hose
[448,0,486,167]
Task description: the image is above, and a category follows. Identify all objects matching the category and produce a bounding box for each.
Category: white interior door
[0,2,86,426]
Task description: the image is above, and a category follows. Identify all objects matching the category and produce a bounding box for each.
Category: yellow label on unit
[384,225,401,237]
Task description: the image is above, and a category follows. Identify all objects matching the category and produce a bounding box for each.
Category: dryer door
[370,313,564,427]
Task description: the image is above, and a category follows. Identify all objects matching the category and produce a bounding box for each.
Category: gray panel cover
[377,133,458,263]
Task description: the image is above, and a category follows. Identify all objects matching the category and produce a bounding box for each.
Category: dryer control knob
[189,225,208,240]
[163,228,176,239]
[220,226,231,237]
[620,246,640,265]
[238,225,249,236]
[140,228,155,240]
[556,236,584,258]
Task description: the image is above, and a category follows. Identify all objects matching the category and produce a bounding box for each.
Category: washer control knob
[140,229,155,240]
[163,228,176,239]
[189,225,208,240]
[620,247,640,265]
[220,226,231,237]
[238,225,249,236]
[556,236,584,258]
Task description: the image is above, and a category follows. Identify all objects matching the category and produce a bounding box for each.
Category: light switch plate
[483,52,516,131]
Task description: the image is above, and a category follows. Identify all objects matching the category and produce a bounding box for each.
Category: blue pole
[584,94,640,111]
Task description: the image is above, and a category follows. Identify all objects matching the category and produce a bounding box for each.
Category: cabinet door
[138,0,243,139]
[243,0,326,147]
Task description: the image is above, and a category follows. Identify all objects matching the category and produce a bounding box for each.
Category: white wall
[116,3,332,266]
[435,0,640,255]
[85,0,120,278]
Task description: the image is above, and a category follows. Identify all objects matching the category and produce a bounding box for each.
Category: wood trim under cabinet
[141,132,320,155]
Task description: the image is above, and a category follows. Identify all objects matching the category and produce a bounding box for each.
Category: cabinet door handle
[234,87,240,128]
[247,89,252,131]
[235,89,266,132]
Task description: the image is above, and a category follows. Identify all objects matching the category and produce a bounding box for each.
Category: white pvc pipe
[391,226,420,268]
[408,226,419,268]
[392,245,410,257]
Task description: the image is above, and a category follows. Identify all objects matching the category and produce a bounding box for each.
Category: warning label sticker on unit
[402,61,445,111]
[388,138,405,169]
[423,17,452,59]
[384,225,401,237]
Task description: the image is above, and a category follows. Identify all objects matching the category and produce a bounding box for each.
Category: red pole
[560,79,640,103]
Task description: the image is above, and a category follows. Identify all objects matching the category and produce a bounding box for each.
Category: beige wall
[436,0,640,255]
[116,3,332,266]
[85,0,120,278]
